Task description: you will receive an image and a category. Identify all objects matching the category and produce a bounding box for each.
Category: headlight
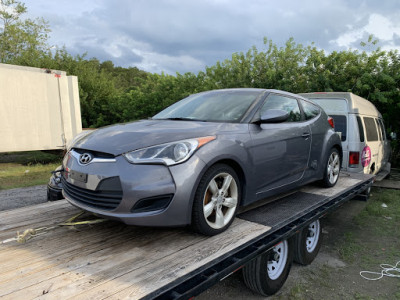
[123,136,216,166]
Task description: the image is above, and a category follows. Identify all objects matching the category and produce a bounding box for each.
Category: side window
[260,94,302,122]
[375,119,382,141]
[378,119,386,141]
[301,100,320,120]
[363,117,379,142]
[330,115,347,141]
[356,116,365,142]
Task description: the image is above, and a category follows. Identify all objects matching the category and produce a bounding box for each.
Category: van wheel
[294,219,322,265]
[321,148,340,187]
[191,164,240,236]
[243,239,293,296]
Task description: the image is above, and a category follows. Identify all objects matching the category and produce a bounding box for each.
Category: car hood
[73,120,240,156]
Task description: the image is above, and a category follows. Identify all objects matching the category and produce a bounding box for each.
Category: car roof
[199,88,305,100]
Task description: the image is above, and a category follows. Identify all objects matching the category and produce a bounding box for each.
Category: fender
[317,129,342,177]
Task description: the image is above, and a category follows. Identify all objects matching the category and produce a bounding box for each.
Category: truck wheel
[191,164,240,236]
[321,148,340,187]
[243,239,293,296]
[361,185,372,200]
[294,219,322,265]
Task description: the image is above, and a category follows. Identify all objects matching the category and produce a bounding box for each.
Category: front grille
[72,148,115,159]
[62,176,123,211]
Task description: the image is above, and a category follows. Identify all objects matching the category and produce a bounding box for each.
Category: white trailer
[0,63,82,152]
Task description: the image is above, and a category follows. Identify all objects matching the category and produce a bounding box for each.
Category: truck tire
[191,164,240,236]
[294,219,322,265]
[242,239,293,296]
[361,185,371,200]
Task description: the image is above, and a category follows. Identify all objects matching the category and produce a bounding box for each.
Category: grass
[0,151,62,190]
[337,231,363,262]
[0,151,62,165]
[274,188,400,300]
[337,188,400,268]
[337,188,400,274]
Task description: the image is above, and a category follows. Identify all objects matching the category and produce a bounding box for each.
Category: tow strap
[1,211,107,244]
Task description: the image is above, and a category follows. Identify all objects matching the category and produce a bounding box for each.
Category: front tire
[243,239,293,296]
[321,148,340,187]
[191,164,240,236]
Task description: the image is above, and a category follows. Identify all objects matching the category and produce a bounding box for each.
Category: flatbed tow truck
[0,172,373,299]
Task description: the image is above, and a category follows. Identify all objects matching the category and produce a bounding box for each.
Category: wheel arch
[187,156,248,224]
[318,131,343,177]
[213,158,247,206]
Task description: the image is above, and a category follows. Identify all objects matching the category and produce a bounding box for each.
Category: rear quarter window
[363,117,379,142]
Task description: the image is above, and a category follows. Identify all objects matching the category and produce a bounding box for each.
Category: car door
[249,93,311,196]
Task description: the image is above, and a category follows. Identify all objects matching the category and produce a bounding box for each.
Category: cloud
[331,13,400,49]
[22,0,400,74]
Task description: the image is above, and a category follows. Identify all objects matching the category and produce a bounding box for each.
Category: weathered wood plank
[0,201,79,239]
[0,217,269,300]
[301,175,361,196]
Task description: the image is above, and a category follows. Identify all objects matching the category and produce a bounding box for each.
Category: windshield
[153,90,262,122]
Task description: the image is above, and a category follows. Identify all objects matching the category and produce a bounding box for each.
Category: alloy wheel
[327,151,340,185]
[203,172,238,229]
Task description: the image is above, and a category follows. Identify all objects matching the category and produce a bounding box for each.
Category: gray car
[62,89,342,235]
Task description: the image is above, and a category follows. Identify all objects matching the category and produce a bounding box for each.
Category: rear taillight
[328,117,335,128]
[349,151,360,167]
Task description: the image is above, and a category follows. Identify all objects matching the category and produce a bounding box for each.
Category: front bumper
[47,166,64,201]
[62,150,206,227]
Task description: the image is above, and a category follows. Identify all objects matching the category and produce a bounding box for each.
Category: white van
[299,92,391,179]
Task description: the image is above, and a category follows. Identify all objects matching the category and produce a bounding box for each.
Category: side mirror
[389,132,397,140]
[260,109,289,123]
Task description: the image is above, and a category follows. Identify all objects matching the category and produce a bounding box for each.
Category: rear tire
[243,239,293,296]
[191,164,240,236]
[361,185,372,200]
[294,219,322,265]
[321,148,340,187]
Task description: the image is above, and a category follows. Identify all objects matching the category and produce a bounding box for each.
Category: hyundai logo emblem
[79,153,93,165]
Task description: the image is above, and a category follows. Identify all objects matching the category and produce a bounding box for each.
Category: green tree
[0,0,50,63]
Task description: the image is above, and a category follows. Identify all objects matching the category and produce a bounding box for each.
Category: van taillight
[349,152,360,167]
[328,117,335,128]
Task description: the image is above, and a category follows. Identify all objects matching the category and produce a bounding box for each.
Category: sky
[22,0,400,74]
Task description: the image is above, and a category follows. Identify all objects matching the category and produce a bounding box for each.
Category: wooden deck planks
[0,202,270,300]
[1,174,369,299]
[301,175,362,196]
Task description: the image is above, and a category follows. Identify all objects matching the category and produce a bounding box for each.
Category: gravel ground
[0,185,48,211]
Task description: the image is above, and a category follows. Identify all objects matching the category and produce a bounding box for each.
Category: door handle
[302,133,310,138]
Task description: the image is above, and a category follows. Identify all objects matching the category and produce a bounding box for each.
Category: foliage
[0,0,50,63]
[0,150,61,165]
[1,1,400,164]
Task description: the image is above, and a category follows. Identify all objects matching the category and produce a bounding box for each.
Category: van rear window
[330,115,346,141]
[310,98,348,112]
[356,116,365,142]
[363,117,379,141]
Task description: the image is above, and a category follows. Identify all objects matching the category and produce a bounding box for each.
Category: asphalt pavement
[0,185,48,211]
